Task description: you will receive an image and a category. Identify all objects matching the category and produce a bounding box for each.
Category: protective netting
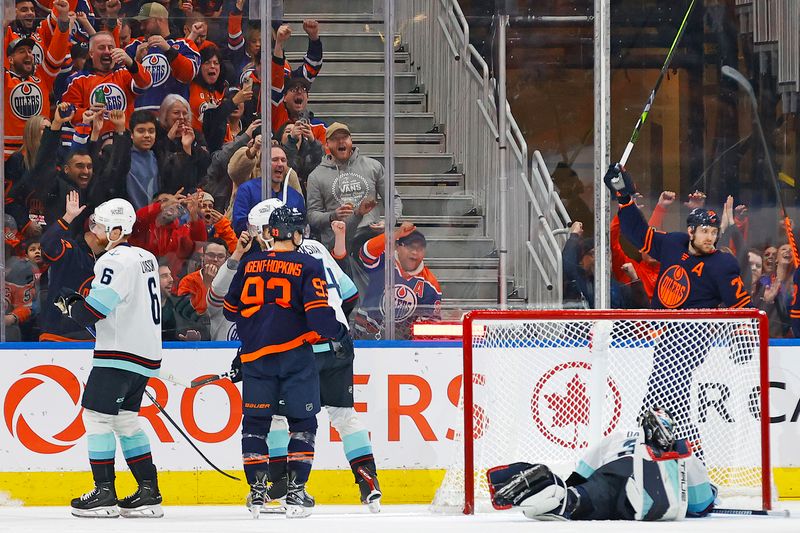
[431,313,768,513]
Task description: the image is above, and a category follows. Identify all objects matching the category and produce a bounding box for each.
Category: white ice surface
[1,503,799,533]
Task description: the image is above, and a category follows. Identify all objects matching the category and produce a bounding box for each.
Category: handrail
[402,0,568,307]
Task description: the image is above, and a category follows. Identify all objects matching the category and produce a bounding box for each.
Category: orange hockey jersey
[3,22,70,159]
[61,63,152,137]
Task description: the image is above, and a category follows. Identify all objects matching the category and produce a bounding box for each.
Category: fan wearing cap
[123,2,201,112]
[3,0,48,70]
[3,0,71,159]
[355,221,442,340]
[307,122,404,251]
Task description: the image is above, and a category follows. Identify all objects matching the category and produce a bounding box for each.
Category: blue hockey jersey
[223,248,341,363]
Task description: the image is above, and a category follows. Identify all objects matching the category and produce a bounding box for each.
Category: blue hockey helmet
[686,208,720,230]
[268,205,306,241]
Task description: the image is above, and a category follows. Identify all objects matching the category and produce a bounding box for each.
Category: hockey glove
[55,291,85,318]
[603,163,636,203]
[331,325,354,360]
[230,352,242,383]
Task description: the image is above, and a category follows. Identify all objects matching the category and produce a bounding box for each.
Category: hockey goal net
[431,309,771,514]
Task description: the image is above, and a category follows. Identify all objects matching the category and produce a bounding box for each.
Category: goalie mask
[639,407,676,453]
[92,198,136,250]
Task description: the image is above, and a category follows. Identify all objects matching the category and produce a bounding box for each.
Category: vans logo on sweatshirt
[332,172,370,207]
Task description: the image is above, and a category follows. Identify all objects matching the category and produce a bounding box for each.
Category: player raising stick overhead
[604,165,754,456]
[56,198,164,518]
[223,205,349,519]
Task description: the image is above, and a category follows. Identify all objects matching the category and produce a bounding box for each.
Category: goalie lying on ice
[487,407,716,521]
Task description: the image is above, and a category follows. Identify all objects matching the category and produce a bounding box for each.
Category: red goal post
[450,308,771,514]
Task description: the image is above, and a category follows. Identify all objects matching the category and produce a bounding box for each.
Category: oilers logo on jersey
[9,81,43,120]
[143,54,171,87]
[89,83,128,111]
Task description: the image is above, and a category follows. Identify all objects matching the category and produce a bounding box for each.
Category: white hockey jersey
[84,244,162,377]
[574,430,715,520]
[297,239,358,328]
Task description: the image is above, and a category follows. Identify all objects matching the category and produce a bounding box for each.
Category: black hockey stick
[617,0,697,169]
[79,326,240,481]
[710,507,790,517]
[143,389,241,481]
[191,371,235,388]
[721,64,800,268]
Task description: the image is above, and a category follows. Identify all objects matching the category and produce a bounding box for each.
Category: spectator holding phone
[62,30,152,138]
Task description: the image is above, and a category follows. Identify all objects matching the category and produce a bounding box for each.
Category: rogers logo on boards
[3,365,84,454]
[530,361,622,450]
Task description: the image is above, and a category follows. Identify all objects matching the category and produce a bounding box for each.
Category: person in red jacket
[128,189,206,278]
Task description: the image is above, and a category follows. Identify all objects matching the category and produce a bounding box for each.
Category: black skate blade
[119,504,164,518]
[71,505,120,518]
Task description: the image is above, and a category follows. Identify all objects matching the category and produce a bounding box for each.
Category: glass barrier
[2,1,798,341]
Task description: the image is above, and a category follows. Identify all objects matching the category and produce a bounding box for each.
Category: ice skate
[71,482,119,518]
[356,466,382,513]
[118,480,163,518]
[285,476,315,519]
[246,473,268,519]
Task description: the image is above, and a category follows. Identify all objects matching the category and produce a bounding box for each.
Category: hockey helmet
[686,208,720,230]
[93,198,136,237]
[248,198,285,237]
[639,407,676,453]
[268,205,306,241]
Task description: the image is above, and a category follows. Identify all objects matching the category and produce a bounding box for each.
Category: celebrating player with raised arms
[223,205,349,519]
[603,165,754,456]
[487,407,716,521]
[55,198,164,518]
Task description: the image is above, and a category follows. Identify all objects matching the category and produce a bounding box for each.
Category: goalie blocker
[487,408,716,521]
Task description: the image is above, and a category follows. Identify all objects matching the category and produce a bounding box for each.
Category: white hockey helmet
[248,198,284,237]
[92,198,136,245]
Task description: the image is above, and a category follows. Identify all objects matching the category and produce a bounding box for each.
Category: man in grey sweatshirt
[306,122,403,251]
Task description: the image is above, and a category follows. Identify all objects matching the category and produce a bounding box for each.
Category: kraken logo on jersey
[331,171,370,208]
[9,81,43,120]
[89,83,127,111]
[143,54,171,87]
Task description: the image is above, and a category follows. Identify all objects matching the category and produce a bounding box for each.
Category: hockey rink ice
[1,503,799,532]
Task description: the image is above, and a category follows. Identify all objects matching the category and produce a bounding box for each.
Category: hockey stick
[191,371,235,388]
[80,326,240,481]
[721,65,800,268]
[143,389,241,481]
[617,0,697,169]
[710,507,790,517]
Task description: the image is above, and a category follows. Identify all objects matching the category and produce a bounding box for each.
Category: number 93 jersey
[84,244,162,377]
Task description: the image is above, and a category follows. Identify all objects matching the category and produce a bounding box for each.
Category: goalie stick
[721,65,800,268]
[710,508,790,517]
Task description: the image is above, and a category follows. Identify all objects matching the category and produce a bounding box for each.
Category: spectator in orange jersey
[189,45,254,152]
[176,237,228,315]
[4,0,51,68]
[62,30,152,138]
[4,0,71,159]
